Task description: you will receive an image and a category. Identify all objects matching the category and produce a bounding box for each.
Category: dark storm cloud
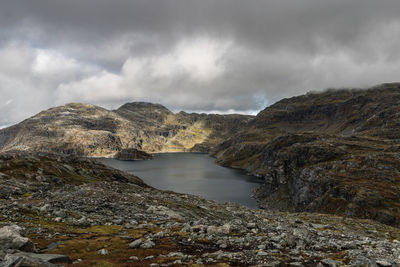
[1,0,400,126]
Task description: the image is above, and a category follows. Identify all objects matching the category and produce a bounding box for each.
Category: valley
[1,83,400,266]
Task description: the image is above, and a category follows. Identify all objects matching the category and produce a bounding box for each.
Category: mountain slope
[2,151,400,266]
[0,102,253,157]
[212,83,400,227]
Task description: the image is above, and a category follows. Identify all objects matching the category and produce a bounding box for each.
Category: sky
[1,0,400,127]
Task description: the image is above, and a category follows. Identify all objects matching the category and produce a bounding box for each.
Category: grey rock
[0,225,35,252]
[40,204,51,213]
[376,260,393,267]
[7,252,72,264]
[321,258,339,267]
[97,249,109,255]
[129,239,142,248]
[52,210,66,218]
[140,240,155,249]
[0,253,63,267]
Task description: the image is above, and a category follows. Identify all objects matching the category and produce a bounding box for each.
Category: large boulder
[0,252,71,267]
[0,254,56,267]
[0,225,35,252]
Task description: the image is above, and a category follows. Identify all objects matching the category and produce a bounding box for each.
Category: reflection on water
[98,153,263,208]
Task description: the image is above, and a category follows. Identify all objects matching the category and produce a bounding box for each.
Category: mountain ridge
[0,101,253,158]
[212,82,400,227]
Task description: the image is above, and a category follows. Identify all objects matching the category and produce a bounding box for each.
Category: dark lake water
[98,153,262,208]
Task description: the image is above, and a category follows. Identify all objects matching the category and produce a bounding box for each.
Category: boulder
[0,225,35,252]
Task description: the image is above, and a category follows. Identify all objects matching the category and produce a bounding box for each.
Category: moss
[21,192,33,198]
[75,225,123,235]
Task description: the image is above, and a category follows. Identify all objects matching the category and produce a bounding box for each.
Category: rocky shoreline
[1,151,400,266]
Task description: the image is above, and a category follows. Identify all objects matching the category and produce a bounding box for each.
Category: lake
[98,153,262,208]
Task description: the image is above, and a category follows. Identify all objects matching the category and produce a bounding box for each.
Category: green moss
[75,225,123,235]
[21,192,32,198]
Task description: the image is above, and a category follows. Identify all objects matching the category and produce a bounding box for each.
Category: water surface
[98,153,262,208]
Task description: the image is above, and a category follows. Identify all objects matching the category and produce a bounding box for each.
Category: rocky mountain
[1,151,400,266]
[0,102,253,158]
[213,83,400,227]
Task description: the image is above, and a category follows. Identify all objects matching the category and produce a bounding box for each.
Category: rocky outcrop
[114,148,152,161]
[0,225,71,267]
[213,83,400,227]
[0,225,35,252]
[1,151,400,266]
[0,102,253,157]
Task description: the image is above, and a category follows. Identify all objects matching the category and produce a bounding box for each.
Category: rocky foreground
[1,151,400,266]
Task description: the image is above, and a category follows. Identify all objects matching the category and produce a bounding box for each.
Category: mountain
[0,102,253,158]
[212,83,400,227]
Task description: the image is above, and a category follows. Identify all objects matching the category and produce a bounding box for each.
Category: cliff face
[0,102,253,158]
[213,83,400,227]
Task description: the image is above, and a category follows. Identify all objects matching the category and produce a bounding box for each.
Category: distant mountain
[0,102,253,158]
[212,83,400,227]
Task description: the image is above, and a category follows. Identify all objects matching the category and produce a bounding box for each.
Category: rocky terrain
[0,102,252,158]
[114,148,152,161]
[212,83,400,227]
[1,151,400,266]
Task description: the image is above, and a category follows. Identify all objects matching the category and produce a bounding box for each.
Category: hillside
[212,83,400,227]
[1,151,400,266]
[0,102,253,158]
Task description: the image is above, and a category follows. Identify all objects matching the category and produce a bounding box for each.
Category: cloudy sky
[1,0,400,127]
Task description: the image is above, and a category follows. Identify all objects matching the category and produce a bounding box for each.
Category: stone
[53,210,66,218]
[376,260,393,267]
[146,205,182,219]
[0,225,35,252]
[129,239,142,248]
[257,251,269,256]
[247,222,256,229]
[73,216,91,227]
[140,240,155,249]
[207,224,231,235]
[7,252,72,265]
[97,249,109,255]
[321,258,339,267]
[1,254,57,267]
[40,204,51,213]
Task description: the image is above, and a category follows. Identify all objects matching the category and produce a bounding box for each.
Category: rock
[0,225,35,252]
[53,209,66,218]
[40,204,51,213]
[97,249,109,255]
[140,240,155,249]
[1,254,57,267]
[376,260,393,267]
[129,256,139,260]
[146,205,182,219]
[114,148,152,161]
[129,239,142,248]
[247,222,256,229]
[321,258,339,267]
[207,224,231,235]
[257,251,269,256]
[73,216,91,227]
[5,252,72,265]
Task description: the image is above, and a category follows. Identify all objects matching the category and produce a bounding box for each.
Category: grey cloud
[0,0,400,125]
